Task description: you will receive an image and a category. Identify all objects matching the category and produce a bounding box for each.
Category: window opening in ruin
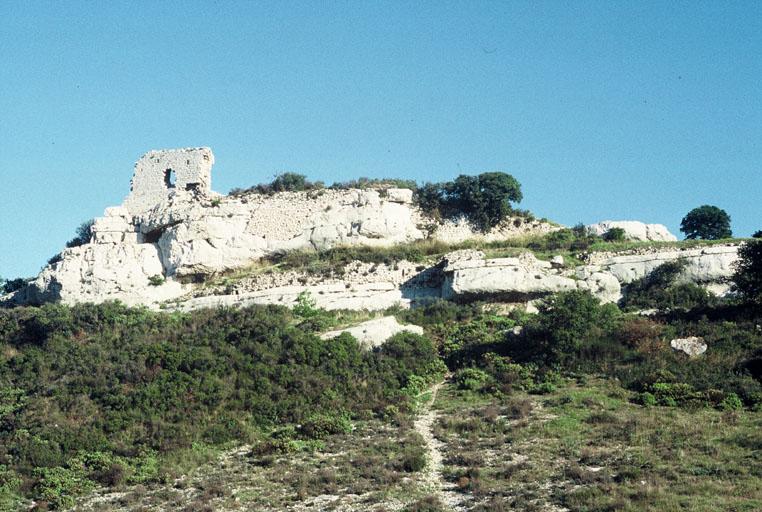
[164,169,176,188]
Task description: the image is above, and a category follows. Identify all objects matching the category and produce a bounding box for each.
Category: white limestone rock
[386,188,414,203]
[587,221,677,242]
[670,336,707,357]
[17,244,186,307]
[597,246,739,286]
[320,317,424,350]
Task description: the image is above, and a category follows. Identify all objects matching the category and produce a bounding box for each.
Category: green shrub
[640,391,657,406]
[298,413,352,440]
[530,290,620,365]
[621,259,714,311]
[148,274,165,286]
[33,466,93,509]
[602,227,626,242]
[1,277,27,295]
[398,445,427,473]
[720,392,743,411]
[230,172,323,195]
[454,368,494,392]
[65,219,94,248]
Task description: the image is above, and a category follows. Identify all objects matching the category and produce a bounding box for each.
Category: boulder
[586,221,677,242]
[670,336,707,357]
[320,316,424,349]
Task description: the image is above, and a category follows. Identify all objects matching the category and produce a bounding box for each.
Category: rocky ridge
[2,148,741,311]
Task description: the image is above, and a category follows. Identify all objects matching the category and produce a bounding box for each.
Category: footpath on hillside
[413,380,467,512]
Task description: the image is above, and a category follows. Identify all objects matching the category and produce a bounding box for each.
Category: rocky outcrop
[585,244,739,296]
[586,220,677,242]
[320,317,424,349]
[3,148,742,312]
[670,337,707,357]
[16,244,186,307]
[6,147,556,308]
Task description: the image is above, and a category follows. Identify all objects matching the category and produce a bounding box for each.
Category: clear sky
[1,1,760,278]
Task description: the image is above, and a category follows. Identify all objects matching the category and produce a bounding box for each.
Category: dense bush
[230,172,324,196]
[753,230,762,239]
[528,290,620,365]
[0,278,27,295]
[621,260,715,311]
[65,219,94,248]
[528,224,600,252]
[680,205,732,240]
[0,302,441,507]
[416,172,523,231]
[732,239,762,304]
[602,227,626,242]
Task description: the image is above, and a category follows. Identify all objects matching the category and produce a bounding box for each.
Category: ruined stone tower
[123,147,214,214]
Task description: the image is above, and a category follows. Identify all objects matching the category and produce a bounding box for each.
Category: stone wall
[124,147,214,214]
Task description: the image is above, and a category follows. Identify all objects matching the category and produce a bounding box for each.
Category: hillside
[1,148,761,511]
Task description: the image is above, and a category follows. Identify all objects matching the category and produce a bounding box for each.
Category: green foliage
[602,227,626,242]
[148,274,165,286]
[621,259,715,311]
[299,413,352,440]
[268,239,451,275]
[753,230,762,239]
[454,368,494,392]
[0,302,441,505]
[720,393,743,411]
[733,239,762,304]
[527,224,600,252]
[33,466,93,509]
[65,219,94,248]
[330,177,417,190]
[680,205,732,240]
[230,172,323,195]
[531,290,620,365]
[0,277,27,295]
[416,172,523,231]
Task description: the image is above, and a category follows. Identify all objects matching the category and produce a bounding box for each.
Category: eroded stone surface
[670,336,707,357]
[3,147,741,312]
[320,317,425,349]
[586,220,677,242]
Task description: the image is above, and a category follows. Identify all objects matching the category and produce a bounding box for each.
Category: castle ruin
[123,147,214,214]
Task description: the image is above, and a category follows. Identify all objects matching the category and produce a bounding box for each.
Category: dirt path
[413,381,467,511]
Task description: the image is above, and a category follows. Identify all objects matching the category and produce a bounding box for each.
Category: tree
[732,239,762,303]
[444,172,523,231]
[65,219,94,248]
[533,290,619,364]
[680,205,732,240]
[752,230,762,239]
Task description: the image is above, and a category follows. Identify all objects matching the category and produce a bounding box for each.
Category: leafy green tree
[446,172,523,231]
[752,230,762,239]
[733,239,762,303]
[680,205,732,240]
[65,219,94,248]
[532,290,619,364]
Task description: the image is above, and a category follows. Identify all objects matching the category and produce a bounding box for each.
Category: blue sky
[1,1,760,278]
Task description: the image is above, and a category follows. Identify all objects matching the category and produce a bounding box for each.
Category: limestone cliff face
[6,148,548,308]
[3,147,742,311]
